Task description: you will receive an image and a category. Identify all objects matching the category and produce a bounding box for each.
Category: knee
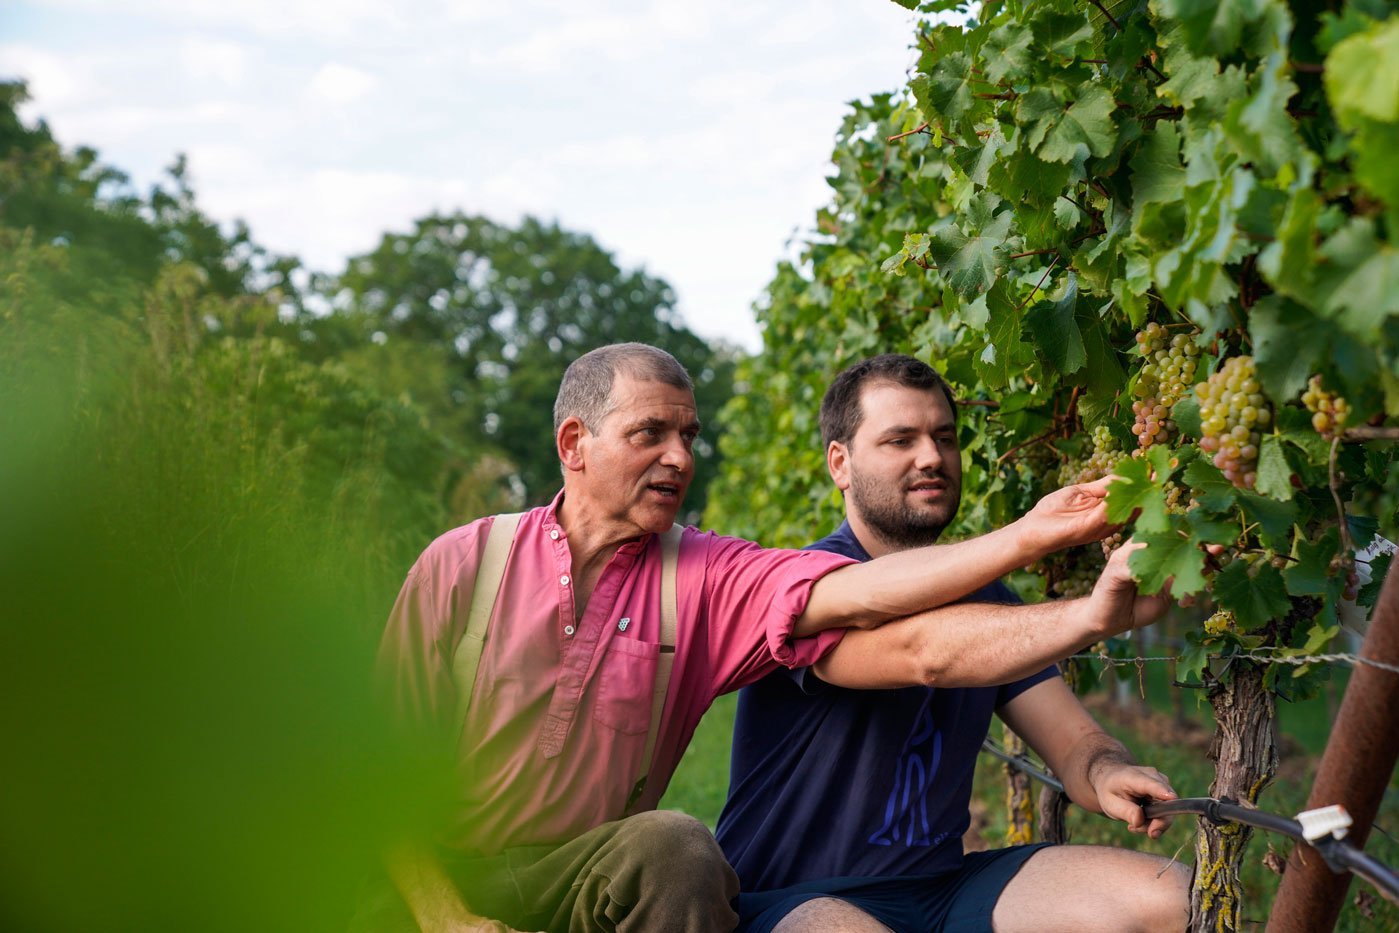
[1130,859,1191,932]
[621,810,730,879]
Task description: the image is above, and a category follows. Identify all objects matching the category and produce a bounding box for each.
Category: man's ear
[827,441,852,492]
[558,417,588,473]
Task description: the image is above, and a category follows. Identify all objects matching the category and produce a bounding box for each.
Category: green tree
[333,213,737,515]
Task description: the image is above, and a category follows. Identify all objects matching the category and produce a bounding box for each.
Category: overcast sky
[2,1,924,351]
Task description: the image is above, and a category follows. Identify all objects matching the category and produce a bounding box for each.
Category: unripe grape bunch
[1131,324,1202,451]
[1204,608,1237,636]
[1300,375,1350,441]
[1196,356,1271,489]
[1059,425,1124,486]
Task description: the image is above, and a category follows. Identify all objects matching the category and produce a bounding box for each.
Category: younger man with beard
[716,355,1191,932]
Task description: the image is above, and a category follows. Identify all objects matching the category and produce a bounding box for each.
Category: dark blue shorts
[734,844,1050,933]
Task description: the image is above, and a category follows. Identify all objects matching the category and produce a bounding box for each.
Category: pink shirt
[380,493,855,856]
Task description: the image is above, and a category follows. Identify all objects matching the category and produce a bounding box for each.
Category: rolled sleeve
[700,533,856,694]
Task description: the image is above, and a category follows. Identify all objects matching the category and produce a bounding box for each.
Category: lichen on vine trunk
[1191,663,1278,933]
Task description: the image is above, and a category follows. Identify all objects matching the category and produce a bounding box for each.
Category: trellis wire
[1068,651,1399,677]
[978,739,1399,906]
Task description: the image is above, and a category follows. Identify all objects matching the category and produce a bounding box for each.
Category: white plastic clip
[1296,804,1353,842]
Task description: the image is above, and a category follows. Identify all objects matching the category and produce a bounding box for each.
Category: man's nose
[913,438,943,472]
[660,436,693,473]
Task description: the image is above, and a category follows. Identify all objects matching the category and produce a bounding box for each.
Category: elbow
[910,635,953,688]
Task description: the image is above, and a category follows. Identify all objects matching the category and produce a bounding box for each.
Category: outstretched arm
[795,477,1119,635]
[812,539,1169,689]
[998,679,1177,839]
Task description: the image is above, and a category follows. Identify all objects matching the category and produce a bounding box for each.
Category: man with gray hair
[360,342,1138,932]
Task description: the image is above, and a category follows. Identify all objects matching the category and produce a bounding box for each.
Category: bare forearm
[814,597,1105,689]
[386,842,493,932]
[797,521,1048,635]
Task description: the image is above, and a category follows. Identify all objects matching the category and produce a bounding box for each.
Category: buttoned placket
[536,525,639,759]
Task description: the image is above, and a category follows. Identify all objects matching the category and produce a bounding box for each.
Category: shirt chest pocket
[591,637,660,735]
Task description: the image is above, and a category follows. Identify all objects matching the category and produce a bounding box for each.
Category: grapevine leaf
[927,197,1012,297]
[1156,0,1280,58]
[1178,636,1210,684]
[914,52,978,131]
[1318,7,1380,53]
[1214,559,1291,630]
[1297,622,1338,655]
[1358,551,1393,608]
[1172,395,1202,439]
[1254,435,1295,501]
[1273,406,1330,461]
[1315,219,1399,337]
[971,280,1025,390]
[982,23,1034,84]
[1285,527,1340,597]
[1258,189,1321,303]
[1025,84,1118,164]
[1072,306,1128,402]
[1030,9,1094,58]
[1129,528,1207,596]
[1131,123,1187,207]
[1225,55,1306,176]
[1186,508,1238,545]
[1347,514,1379,552]
[1237,490,1298,547]
[1025,278,1086,376]
[1183,459,1237,512]
[1106,453,1169,532]
[1249,297,1328,403]
[1325,19,1399,125]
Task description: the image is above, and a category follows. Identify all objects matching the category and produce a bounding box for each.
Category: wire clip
[1296,804,1353,842]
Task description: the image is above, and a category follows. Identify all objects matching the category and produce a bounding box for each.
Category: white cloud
[306,63,377,104]
[177,36,249,85]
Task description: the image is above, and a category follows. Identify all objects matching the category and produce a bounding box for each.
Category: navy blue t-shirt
[715,521,1058,892]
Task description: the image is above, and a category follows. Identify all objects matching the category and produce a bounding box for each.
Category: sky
[1,1,926,352]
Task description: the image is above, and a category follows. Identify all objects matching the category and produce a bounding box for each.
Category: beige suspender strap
[452,512,523,724]
[625,523,682,814]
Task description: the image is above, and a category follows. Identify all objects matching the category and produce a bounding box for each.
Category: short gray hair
[554,343,694,432]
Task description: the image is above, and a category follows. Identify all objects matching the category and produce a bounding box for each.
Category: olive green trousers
[349,810,740,932]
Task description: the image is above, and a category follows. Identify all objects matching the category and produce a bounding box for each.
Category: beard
[847,466,961,551]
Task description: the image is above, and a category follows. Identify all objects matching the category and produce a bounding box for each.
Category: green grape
[1059,425,1125,485]
[1300,375,1350,442]
[1132,324,1201,450]
[1196,356,1269,489]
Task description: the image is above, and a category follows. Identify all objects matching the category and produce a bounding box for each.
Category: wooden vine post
[1002,723,1035,846]
[1190,662,1278,932]
[1269,567,1399,931]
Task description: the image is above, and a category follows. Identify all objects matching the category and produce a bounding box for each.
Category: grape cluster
[1203,608,1237,636]
[1037,546,1105,599]
[1164,481,1189,514]
[1058,425,1125,486]
[1301,375,1350,441]
[1196,356,1271,489]
[1100,530,1125,560]
[1131,324,1202,451]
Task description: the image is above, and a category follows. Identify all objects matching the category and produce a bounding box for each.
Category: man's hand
[1015,476,1119,557]
[1087,539,1171,638]
[1091,760,1178,839]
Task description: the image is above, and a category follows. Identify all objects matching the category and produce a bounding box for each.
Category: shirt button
[560,574,570,586]
[564,625,576,636]
[550,529,559,540]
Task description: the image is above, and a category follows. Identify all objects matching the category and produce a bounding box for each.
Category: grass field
[659,675,1399,931]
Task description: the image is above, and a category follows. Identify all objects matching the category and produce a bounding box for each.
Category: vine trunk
[1190,663,1278,932]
